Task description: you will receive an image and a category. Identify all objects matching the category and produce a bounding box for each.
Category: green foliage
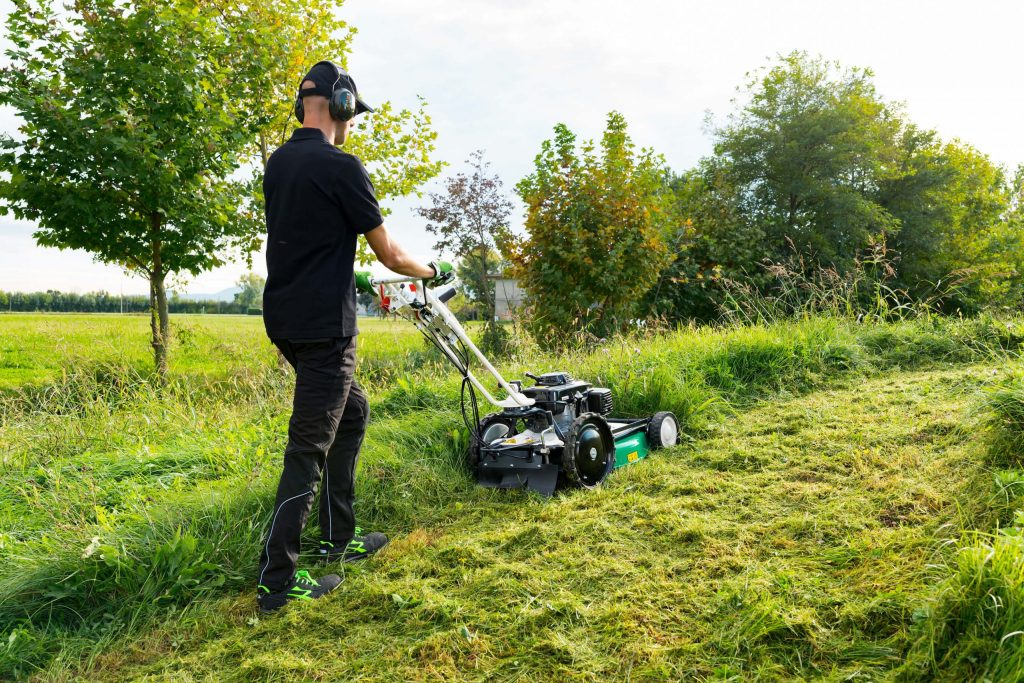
[713,52,904,269]
[660,52,1021,321]
[233,272,265,311]
[454,247,506,306]
[227,0,444,212]
[514,112,675,344]
[885,136,1016,312]
[0,290,257,314]
[0,0,264,277]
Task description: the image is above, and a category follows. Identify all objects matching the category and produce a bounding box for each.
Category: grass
[0,311,1022,680]
[983,370,1024,469]
[0,314,426,390]
[891,362,1024,682]
[74,367,1009,680]
[899,520,1024,682]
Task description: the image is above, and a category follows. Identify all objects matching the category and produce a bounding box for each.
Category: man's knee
[347,385,370,428]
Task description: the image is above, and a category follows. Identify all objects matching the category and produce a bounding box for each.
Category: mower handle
[368,274,435,287]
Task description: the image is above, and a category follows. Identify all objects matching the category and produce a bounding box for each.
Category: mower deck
[476,416,654,496]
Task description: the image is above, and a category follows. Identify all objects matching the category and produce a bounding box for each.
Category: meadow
[1,311,1024,681]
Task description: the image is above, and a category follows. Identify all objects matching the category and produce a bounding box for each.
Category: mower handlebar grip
[436,285,457,304]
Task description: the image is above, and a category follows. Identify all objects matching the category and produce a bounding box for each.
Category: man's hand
[355,270,374,295]
[428,261,454,287]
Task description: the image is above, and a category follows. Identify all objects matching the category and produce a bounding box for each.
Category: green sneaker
[318,530,389,564]
[257,569,342,613]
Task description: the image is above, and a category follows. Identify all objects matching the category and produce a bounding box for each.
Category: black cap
[299,60,374,115]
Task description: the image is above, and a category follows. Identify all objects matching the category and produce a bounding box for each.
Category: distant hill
[172,286,241,303]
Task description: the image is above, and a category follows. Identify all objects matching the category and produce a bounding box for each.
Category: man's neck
[301,122,336,145]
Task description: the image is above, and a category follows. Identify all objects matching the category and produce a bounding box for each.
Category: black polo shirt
[262,128,383,340]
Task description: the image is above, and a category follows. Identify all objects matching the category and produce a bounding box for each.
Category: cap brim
[356,98,374,115]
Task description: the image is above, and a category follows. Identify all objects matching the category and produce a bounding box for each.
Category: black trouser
[257,336,370,592]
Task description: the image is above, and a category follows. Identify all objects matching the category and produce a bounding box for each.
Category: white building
[490,276,525,320]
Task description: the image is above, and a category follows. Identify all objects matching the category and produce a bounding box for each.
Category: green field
[2,312,1024,681]
[0,314,426,389]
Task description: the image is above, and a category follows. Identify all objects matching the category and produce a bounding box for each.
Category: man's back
[263,127,382,340]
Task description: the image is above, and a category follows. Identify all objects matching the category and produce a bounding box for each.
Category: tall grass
[899,519,1024,681]
[984,372,1024,468]
[718,240,970,326]
[898,365,1024,681]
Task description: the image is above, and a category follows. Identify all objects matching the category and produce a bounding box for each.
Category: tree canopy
[657,52,1021,320]
[513,112,675,343]
[0,0,266,374]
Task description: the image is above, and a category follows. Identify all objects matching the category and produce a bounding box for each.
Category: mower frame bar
[369,275,534,409]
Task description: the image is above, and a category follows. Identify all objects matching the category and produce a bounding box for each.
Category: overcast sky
[1,0,1022,295]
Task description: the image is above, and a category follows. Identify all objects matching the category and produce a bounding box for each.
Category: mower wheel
[563,413,615,489]
[467,413,520,468]
[647,411,680,450]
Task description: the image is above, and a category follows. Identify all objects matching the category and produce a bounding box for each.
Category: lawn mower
[369,274,680,496]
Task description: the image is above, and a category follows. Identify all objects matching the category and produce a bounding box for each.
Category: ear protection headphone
[293,61,357,124]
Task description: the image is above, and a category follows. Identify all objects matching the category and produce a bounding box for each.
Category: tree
[512,113,674,343]
[234,272,266,310]
[455,247,508,305]
[881,134,1013,311]
[682,52,1020,316]
[712,52,905,271]
[0,0,444,376]
[417,151,513,326]
[0,0,265,376]
[644,164,758,322]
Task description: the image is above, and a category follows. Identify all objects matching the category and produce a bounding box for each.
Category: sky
[0,0,1022,295]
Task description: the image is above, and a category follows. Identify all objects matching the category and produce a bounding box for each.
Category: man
[256,60,452,613]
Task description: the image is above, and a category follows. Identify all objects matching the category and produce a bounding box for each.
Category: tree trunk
[149,216,170,380]
[477,243,493,323]
[260,131,270,169]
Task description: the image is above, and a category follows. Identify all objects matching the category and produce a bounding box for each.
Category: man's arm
[364,224,436,278]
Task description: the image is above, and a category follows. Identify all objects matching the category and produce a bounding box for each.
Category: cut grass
[81,366,1003,681]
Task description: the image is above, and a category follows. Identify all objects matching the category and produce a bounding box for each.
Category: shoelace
[294,570,319,588]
